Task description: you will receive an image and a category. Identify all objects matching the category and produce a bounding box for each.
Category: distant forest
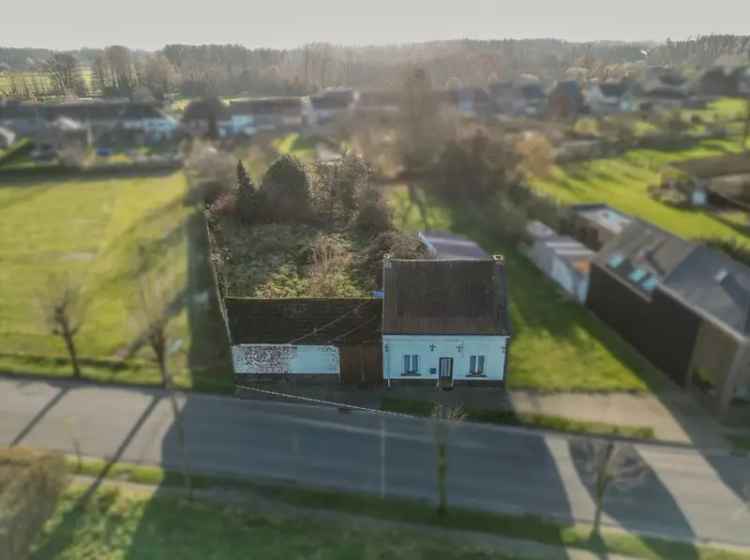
[1,35,750,100]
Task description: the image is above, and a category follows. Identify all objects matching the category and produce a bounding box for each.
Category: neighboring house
[568,203,632,250]
[586,220,697,387]
[231,97,313,132]
[0,126,16,149]
[660,246,750,415]
[381,257,511,388]
[418,230,489,260]
[310,88,356,125]
[663,154,750,208]
[227,298,383,384]
[585,81,629,114]
[524,221,594,304]
[41,116,90,151]
[182,98,233,137]
[547,80,585,120]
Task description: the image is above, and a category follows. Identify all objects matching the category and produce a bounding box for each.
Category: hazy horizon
[2,0,750,51]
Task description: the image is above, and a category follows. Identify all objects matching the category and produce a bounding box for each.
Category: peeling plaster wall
[232,344,340,375]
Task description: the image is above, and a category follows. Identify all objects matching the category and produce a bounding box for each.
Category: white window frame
[402,354,420,375]
[469,355,486,376]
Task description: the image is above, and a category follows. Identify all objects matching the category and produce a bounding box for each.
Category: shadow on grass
[29,395,162,559]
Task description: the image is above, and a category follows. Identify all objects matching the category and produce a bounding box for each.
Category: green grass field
[388,185,666,392]
[532,138,750,245]
[0,172,232,391]
[30,485,516,560]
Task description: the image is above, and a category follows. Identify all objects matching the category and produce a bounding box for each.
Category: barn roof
[594,220,696,297]
[382,258,510,336]
[660,246,750,338]
[225,298,382,345]
[570,203,632,235]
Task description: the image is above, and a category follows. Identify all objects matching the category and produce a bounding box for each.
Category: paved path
[2,378,749,549]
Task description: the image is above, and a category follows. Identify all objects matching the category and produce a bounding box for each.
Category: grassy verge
[32,485,514,560]
[66,456,749,560]
[381,397,655,439]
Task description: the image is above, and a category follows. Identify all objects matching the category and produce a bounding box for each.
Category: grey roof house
[586,219,750,417]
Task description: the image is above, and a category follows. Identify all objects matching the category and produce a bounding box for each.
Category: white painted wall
[232,344,340,375]
[383,335,508,384]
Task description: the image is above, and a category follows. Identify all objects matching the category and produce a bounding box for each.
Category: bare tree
[135,274,192,499]
[44,53,80,95]
[570,438,648,538]
[432,403,466,516]
[37,277,86,378]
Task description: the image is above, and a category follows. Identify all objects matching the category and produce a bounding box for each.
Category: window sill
[401,373,421,377]
[466,374,487,378]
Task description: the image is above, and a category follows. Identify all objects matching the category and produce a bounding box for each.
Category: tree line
[2,35,750,102]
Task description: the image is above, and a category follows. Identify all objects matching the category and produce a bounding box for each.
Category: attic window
[608,253,625,269]
[629,268,647,283]
[714,269,729,283]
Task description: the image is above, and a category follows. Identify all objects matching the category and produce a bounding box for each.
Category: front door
[438,357,454,389]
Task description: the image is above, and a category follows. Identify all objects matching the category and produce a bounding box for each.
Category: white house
[382,257,511,388]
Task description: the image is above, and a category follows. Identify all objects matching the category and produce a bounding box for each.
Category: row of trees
[4,36,750,101]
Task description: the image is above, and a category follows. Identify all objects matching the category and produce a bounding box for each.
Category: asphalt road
[1,377,749,548]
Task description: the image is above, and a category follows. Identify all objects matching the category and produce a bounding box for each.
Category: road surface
[1,377,748,547]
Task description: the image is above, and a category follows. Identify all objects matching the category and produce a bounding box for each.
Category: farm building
[382,257,511,388]
[587,219,750,417]
[663,154,750,208]
[586,220,698,387]
[225,298,383,385]
[524,221,594,304]
[418,230,489,260]
[659,246,750,416]
[568,203,632,250]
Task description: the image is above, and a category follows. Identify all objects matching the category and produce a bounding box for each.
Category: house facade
[382,257,511,388]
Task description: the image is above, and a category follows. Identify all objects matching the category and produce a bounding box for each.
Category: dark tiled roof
[594,220,696,296]
[661,246,750,337]
[225,298,382,345]
[382,258,510,335]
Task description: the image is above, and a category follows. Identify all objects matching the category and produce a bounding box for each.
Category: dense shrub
[355,231,430,290]
[259,155,313,223]
[515,131,554,179]
[311,154,370,226]
[354,187,394,236]
[0,448,68,560]
[235,161,265,224]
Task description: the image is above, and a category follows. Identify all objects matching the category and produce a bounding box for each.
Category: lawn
[30,485,515,560]
[0,171,232,391]
[532,138,750,245]
[58,457,750,560]
[389,184,666,392]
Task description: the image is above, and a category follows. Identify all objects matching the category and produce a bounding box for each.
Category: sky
[2,0,749,51]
